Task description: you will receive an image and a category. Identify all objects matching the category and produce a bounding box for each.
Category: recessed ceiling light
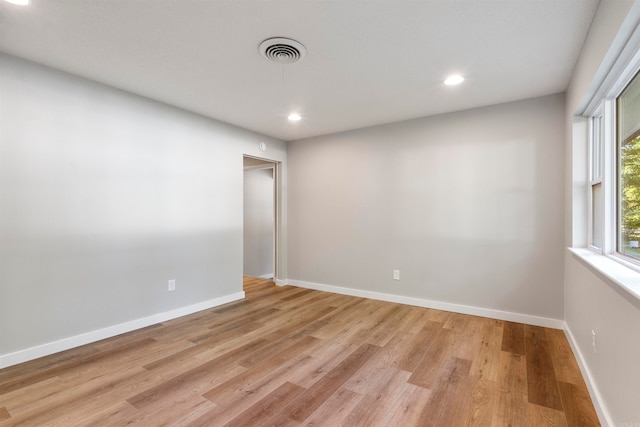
[288,113,302,122]
[4,0,30,5]
[444,75,464,86]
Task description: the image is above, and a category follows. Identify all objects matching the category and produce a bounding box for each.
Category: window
[574,19,640,297]
[617,71,640,260]
[589,67,640,265]
[584,23,640,271]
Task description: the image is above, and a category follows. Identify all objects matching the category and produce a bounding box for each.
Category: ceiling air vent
[259,37,306,64]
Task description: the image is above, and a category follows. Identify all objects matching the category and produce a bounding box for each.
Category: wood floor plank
[222,381,305,427]
[524,325,564,411]
[443,311,472,331]
[279,287,316,301]
[208,306,282,327]
[1,338,178,419]
[408,327,458,389]
[469,319,503,381]
[238,306,337,368]
[450,316,489,361]
[391,305,431,335]
[71,401,140,427]
[282,343,381,423]
[308,298,376,340]
[364,304,408,347]
[142,340,214,371]
[261,413,300,427]
[6,339,201,419]
[343,331,414,394]
[189,317,272,344]
[53,399,152,427]
[502,321,526,355]
[0,337,156,396]
[128,365,245,424]
[425,307,451,323]
[415,357,473,426]
[210,299,253,314]
[378,381,433,427]
[127,339,267,409]
[280,341,362,390]
[60,337,194,383]
[0,345,100,384]
[104,394,216,427]
[526,402,569,427]
[187,354,314,426]
[300,386,364,426]
[224,294,332,331]
[29,348,210,425]
[186,304,330,367]
[201,335,320,403]
[0,277,599,426]
[3,366,151,425]
[397,320,444,373]
[342,368,414,426]
[493,350,528,427]
[454,376,499,426]
[90,324,165,351]
[162,399,220,427]
[546,328,585,385]
[0,376,62,413]
[557,381,600,426]
[262,304,337,339]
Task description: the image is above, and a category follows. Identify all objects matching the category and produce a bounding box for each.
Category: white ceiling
[0,0,599,141]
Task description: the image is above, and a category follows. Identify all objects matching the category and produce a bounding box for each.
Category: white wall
[288,94,565,322]
[564,1,640,425]
[243,168,274,277]
[0,54,287,365]
[564,252,640,425]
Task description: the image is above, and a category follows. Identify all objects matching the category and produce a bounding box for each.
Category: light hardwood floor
[0,276,599,426]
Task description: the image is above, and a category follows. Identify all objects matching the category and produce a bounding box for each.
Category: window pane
[618,73,640,258]
[619,133,640,257]
[591,116,602,180]
[619,74,640,143]
[592,182,603,249]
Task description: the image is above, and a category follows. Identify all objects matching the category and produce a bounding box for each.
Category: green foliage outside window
[620,134,640,252]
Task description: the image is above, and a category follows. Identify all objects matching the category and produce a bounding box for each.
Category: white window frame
[587,56,640,270]
[574,18,640,302]
[588,112,603,251]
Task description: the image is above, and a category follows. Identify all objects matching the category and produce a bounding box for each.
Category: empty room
[1,0,640,426]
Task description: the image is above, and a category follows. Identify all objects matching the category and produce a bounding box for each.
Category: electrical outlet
[168,279,176,292]
[591,330,597,353]
[393,270,400,280]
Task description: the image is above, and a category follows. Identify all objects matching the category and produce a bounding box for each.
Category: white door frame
[243,156,280,280]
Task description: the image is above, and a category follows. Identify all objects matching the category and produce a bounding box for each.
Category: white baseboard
[274,278,288,287]
[259,273,274,279]
[287,279,565,329]
[0,291,245,369]
[563,323,613,427]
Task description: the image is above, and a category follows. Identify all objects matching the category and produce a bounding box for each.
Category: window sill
[569,247,640,302]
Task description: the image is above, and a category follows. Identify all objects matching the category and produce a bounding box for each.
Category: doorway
[243,156,278,284]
